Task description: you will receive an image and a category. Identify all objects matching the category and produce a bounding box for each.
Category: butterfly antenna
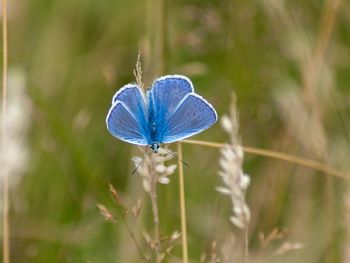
[131,157,144,176]
[164,148,190,167]
[130,147,151,176]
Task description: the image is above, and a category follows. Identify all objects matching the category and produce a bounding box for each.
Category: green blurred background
[3,0,350,262]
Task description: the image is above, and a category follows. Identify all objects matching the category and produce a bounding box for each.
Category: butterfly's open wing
[107,85,149,145]
[112,84,147,121]
[148,75,194,125]
[106,101,148,145]
[160,93,217,143]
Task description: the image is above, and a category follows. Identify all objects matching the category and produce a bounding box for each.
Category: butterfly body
[106,75,217,152]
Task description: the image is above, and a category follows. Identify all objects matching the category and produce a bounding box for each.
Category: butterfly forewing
[160,93,217,143]
[112,84,148,122]
[149,75,194,125]
[106,101,149,145]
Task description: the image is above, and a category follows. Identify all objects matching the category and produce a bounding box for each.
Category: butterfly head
[150,143,160,153]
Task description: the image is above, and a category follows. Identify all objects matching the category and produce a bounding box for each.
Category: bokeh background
[2,0,350,262]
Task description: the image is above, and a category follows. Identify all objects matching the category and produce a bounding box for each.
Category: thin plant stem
[177,142,188,263]
[182,139,348,179]
[120,216,147,262]
[300,0,342,164]
[2,0,10,261]
[2,0,8,114]
[303,0,342,99]
[244,227,249,262]
[312,0,341,83]
[149,154,161,263]
[311,1,341,261]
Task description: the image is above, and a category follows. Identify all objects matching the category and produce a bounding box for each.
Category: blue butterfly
[106,75,217,152]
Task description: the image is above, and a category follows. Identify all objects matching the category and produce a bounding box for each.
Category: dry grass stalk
[221,234,238,263]
[217,95,250,261]
[261,0,342,160]
[199,241,220,263]
[99,184,147,261]
[182,139,348,179]
[149,160,161,263]
[109,182,124,207]
[131,199,142,224]
[1,0,9,261]
[261,1,343,261]
[258,228,303,260]
[342,190,350,262]
[274,85,327,158]
[302,0,342,113]
[177,142,188,263]
[273,241,303,256]
[132,147,177,262]
[259,228,291,249]
[134,51,144,90]
[97,204,117,223]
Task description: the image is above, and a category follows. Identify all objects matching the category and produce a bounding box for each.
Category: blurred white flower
[165,164,177,175]
[216,186,231,195]
[158,177,170,185]
[132,147,177,192]
[0,67,31,187]
[218,96,250,230]
[155,164,167,174]
[221,115,233,134]
[274,241,303,255]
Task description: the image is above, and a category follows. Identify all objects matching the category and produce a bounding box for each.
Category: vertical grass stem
[244,227,249,262]
[150,155,161,263]
[2,0,10,262]
[177,142,188,263]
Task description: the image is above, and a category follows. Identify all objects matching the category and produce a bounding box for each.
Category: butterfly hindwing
[106,101,149,145]
[160,93,217,143]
